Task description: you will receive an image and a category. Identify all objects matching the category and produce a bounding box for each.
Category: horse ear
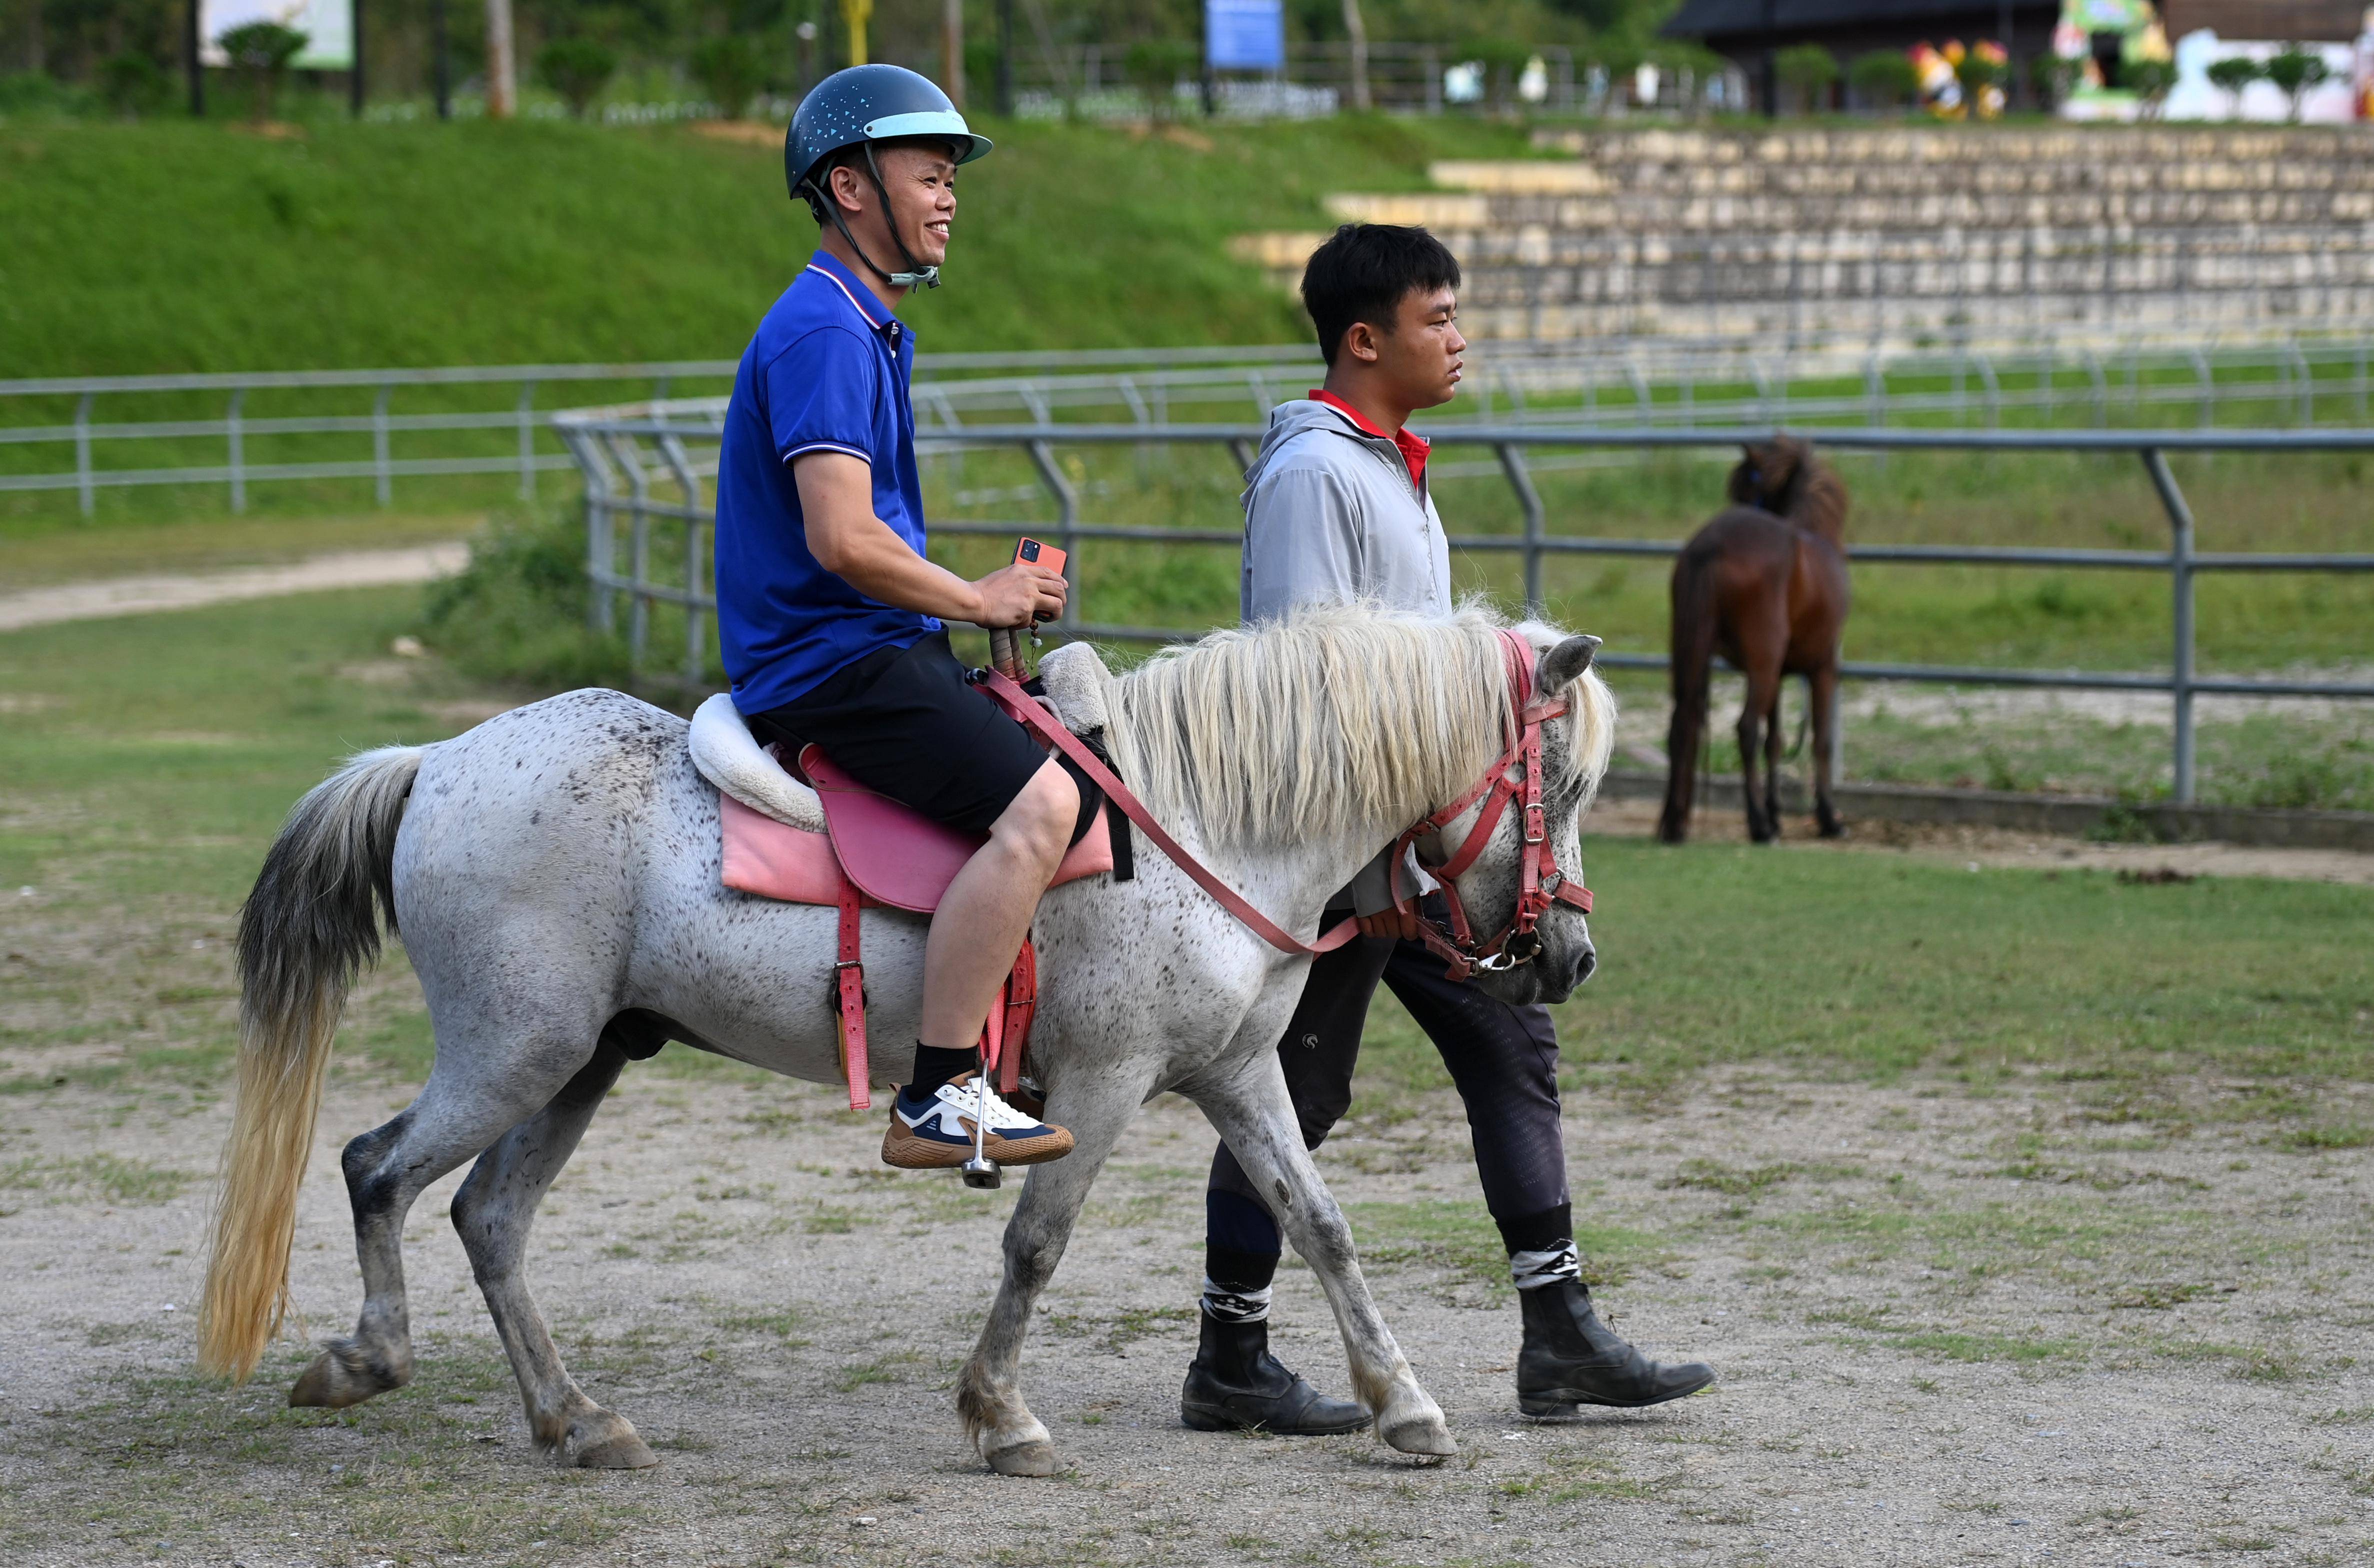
[1536,634,1600,692]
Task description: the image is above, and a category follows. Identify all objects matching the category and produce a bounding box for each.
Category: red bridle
[978,626,1590,980]
[1386,628,1593,982]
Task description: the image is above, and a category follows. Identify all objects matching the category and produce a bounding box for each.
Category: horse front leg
[1189,1050,1456,1458]
[959,1060,1160,1476]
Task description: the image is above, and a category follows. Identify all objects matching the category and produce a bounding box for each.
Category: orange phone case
[1014,536,1068,576]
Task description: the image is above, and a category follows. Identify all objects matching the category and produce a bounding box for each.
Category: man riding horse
[714,64,1083,1169]
[1179,224,1716,1431]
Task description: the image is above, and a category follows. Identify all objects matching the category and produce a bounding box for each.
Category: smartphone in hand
[1013,537,1066,623]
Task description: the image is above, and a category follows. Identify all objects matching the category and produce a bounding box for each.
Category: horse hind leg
[1762,683,1786,836]
[450,1039,655,1468]
[1810,664,1846,838]
[290,1050,581,1411]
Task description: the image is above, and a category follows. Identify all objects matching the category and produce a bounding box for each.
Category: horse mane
[1098,602,1616,850]
[1727,436,1848,544]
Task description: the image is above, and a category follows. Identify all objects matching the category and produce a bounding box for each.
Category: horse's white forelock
[1098,600,1616,848]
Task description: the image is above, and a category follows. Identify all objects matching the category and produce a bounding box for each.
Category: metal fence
[12,330,2374,516]
[558,410,2374,806]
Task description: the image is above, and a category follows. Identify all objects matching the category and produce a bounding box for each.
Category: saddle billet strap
[979,669,1360,961]
[833,870,870,1111]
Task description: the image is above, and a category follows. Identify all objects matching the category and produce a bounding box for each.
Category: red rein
[979,626,1591,981]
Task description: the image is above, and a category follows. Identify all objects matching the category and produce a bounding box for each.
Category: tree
[216,20,306,124]
[1774,43,1839,114]
[536,37,616,118]
[2126,57,2176,120]
[2206,54,2262,118]
[2264,44,2330,122]
[1848,50,1919,113]
[688,36,763,120]
[1122,38,1196,122]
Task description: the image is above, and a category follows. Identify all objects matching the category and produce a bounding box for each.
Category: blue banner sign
[1206,0,1285,72]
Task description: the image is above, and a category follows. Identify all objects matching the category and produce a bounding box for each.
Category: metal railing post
[517,380,539,499]
[562,425,618,634]
[226,388,246,512]
[372,383,394,506]
[1025,438,1080,630]
[73,391,94,518]
[1497,442,1547,616]
[2142,447,2197,805]
[657,432,708,688]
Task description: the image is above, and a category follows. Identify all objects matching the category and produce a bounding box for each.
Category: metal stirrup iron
[961,1064,1000,1189]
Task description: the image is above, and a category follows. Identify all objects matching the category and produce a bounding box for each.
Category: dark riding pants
[1206,932,1570,1260]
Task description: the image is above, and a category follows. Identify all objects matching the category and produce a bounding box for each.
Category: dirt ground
[4,1042,2372,1568]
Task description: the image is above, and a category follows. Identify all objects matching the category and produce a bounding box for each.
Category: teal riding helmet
[786,64,991,290]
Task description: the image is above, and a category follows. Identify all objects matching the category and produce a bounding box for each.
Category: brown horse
[1657,436,1850,844]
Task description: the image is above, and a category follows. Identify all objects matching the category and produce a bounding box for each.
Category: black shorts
[748,630,1092,840]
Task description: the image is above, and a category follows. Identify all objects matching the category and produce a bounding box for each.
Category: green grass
[3,586,2370,1113]
[0,114,1536,380]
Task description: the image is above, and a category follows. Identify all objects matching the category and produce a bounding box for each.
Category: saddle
[687,661,1122,1114]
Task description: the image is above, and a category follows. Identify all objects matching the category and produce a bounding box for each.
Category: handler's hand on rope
[970,562,1066,630]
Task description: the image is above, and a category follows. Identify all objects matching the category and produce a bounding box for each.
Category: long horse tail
[1659,544,1720,844]
[200,745,422,1382]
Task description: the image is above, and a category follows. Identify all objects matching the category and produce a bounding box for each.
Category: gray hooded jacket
[1240,398,1452,624]
[1239,397,1452,912]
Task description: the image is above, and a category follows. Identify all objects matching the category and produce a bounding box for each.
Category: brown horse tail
[200,746,420,1382]
[1659,546,1720,843]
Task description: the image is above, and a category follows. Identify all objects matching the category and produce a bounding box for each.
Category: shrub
[419,506,632,690]
[0,69,96,116]
[537,37,618,120]
[216,20,307,124]
[2028,52,2084,109]
[2126,57,2176,119]
[1953,42,2008,114]
[2206,54,2262,118]
[1848,50,1920,111]
[688,36,764,120]
[2263,44,2330,122]
[1122,38,1197,120]
[1775,43,1840,113]
[100,52,170,118]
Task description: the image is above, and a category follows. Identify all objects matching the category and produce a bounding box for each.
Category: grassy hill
[0,113,1542,376]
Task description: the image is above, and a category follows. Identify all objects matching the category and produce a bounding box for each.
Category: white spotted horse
[198,603,1616,1476]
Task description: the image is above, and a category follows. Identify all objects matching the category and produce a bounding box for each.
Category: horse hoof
[985,1438,1060,1477]
[288,1342,402,1409]
[1380,1412,1458,1458]
[574,1434,660,1470]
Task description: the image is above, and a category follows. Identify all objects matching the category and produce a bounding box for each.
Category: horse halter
[1388,628,1594,982]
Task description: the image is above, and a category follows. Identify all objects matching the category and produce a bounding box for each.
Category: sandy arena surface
[4,1049,2371,1568]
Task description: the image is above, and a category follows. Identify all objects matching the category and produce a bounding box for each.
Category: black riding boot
[1180,1312,1372,1436]
[1517,1280,1716,1418]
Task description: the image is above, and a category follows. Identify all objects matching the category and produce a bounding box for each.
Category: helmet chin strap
[804,144,942,291]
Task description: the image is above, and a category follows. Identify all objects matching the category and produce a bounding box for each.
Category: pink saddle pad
[718,763,1112,912]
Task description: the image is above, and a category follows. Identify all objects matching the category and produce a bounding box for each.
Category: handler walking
[1181,224,1716,1430]
[714,64,1088,1170]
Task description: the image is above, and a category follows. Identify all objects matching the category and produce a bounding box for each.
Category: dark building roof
[2160,0,2366,38]
[1664,0,2058,42]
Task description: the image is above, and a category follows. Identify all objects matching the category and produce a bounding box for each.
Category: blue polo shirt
[714,250,937,714]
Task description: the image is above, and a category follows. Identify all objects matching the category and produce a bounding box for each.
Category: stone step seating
[1232,127,2374,341]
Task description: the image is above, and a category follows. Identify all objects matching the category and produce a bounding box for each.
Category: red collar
[1310,389,1428,493]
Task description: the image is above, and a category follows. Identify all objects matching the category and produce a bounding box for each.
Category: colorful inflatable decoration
[1908,39,2008,118]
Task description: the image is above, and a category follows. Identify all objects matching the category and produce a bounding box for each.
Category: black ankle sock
[1496,1201,1574,1258]
[903,1043,978,1100]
